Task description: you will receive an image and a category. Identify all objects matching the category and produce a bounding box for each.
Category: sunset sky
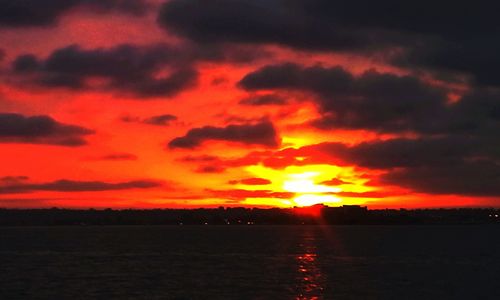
[0,0,499,209]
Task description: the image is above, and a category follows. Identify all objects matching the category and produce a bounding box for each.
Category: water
[0,225,499,299]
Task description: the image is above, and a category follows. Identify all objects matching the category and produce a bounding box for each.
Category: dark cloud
[269,135,500,197]
[144,114,177,126]
[335,191,403,199]
[0,0,77,27]
[239,94,287,106]
[262,134,497,171]
[208,188,294,200]
[0,178,162,194]
[189,43,273,64]
[320,178,350,186]
[440,89,500,135]
[13,44,198,97]
[158,0,383,52]
[178,151,271,174]
[82,0,151,15]
[241,69,500,139]
[0,113,93,146]
[214,112,268,125]
[313,130,499,197]
[0,176,29,184]
[13,55,40,72]
[121,114,177,126]
[302,138,480,170]
[381,161,500,197]
[194,126,500,197]
[11,42,271,97]
[240,63,448,133]
[159,0,500,87]
[390,34,500,87]
[168,121,280,149]
[228,178,272,185]
[179,155,219,163]
[159,0,480,56]
[211,76,228,86]
[0,0,151,27]
[299,1,497,40]
[195,165,226,174]
[91,153,138,161]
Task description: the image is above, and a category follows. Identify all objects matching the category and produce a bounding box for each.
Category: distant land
[1,205,499,226]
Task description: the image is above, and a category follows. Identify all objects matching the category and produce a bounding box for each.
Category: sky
[0,0,499,209]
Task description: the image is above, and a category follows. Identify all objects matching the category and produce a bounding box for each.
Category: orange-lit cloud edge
[0,2,497,209]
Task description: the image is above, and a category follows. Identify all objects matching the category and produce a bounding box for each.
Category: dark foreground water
[0,225,499,299]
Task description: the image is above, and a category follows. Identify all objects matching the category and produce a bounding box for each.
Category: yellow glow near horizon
[283,172,342,206]
[245,164,373,207]
[293,194,342,206]
[281,136,312,148]
[283,172,341,194]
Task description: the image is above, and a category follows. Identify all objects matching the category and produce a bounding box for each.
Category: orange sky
[0,1,498,209]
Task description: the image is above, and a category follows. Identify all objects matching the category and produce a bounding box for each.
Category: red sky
[0,0,498,209]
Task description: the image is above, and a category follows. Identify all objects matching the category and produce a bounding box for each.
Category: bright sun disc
[293,194,341,207]
[283,178,340,193]
[283,172,342,207]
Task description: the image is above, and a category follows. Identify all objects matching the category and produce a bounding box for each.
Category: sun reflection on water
[295,230,325,300]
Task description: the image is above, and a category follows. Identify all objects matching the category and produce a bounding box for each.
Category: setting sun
[283,172,341,194]
[282,172,341,206]
[242,164,377,207]
[292,194,341,207]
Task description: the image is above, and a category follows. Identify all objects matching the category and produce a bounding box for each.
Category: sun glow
[245,164,373,208]
[282,172,342,207]
[283,172,341,194]
[293,194,341,207]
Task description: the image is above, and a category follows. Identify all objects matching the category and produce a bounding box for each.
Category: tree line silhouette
[0,205,499,226]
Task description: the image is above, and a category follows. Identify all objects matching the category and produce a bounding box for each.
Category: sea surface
[0,225,499,299]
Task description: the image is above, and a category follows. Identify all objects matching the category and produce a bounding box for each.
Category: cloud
[89,153,138,161]
[12,44,198,97]
[12,54,39,72]
[381,161,500,197]
[240,63,448,133]
[11,42,271,97]
[159,0,500,87]
[143,114,177,126]
[0,113,93,146]
[439,89,500,135]
[121,114,177,126]
[208,189,294,200]
[390,33,500,87]
[0,176,29,184]
[190,122,500,197]
[195,165,226,174]
[158,0,383,52]
[168,121,280,149]
[0,0,151,27]
[178,151,272,174]
[335,191,404,198]
[271,135,500,196]
[188,43,273,64]
[228,178,272,185]
[239,94,287,106]
[320,178,350,186]
[0,178,162,194]
[179,155,219,163]
[243,74,499,141]
[259,135,496,170]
